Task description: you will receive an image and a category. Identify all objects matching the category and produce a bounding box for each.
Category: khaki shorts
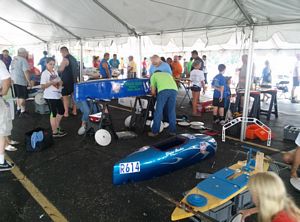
[0,98,12,137]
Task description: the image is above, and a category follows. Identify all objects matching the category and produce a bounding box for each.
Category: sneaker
[148,132,158,137]
[57,128,66,134]
[9,140,20,145]
[291,99,299,103]
[58,131,67,137]
[5,145,18,152]
[77,126,86,136]
[53,131,67,138]
[52,132,61,138]
[0,160,14,171]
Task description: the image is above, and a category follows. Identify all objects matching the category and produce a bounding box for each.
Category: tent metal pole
[138,36,142,78]
[0,17,47,43]
[233,0,254,24]
[93,0,138,37]
[17,0,81,40]
[240,26,255,141]
[143,20,300,37]
[80,40,84,82]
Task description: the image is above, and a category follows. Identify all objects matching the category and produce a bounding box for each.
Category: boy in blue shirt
[212,64,226,124]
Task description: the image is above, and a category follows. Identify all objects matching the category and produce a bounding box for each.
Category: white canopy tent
[1,0,300,142]
[0,0,300,46]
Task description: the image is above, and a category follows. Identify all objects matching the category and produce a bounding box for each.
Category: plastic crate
[199,100,213,113]
[246,124,259,140]
[235,189,252,210]
[205,200,233,222]
[284,125,300,141]
[255,127,269,141]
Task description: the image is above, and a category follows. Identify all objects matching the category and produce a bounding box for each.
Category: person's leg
[213,107,218,116]
[71,94,77,115]
[50,114,58,134]
[212,98,219,123]
[0,99,13,169]
[218,98,225,124]
[192,91,200,115]
[291,147,300,178]
[194,91,200,115]
[62,95,69,117]
[77,101,90,135]
[166,90,177,134]
[77,101,89,126]
[291,77,298,102]
[291,87,296,99]
[16,99,20,113]
[19,85,28,114]
[19,98,26,113]
[151,90,167,135]
[282,150,295,164]
[55,115,63,131]
[219,107,224,118]
[192,91,197,114]
[55,99,65,131]
[0,136,5,164]
[47,100,58,134]
[219,107,225,124]
[13,85,21,113]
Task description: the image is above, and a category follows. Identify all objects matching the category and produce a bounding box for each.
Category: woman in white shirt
[190,60,205,116]
[40,57,66,138]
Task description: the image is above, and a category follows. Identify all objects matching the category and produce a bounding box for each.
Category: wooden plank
[225,135,282,153]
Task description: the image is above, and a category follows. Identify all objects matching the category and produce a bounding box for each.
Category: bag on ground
[25,127,53,152]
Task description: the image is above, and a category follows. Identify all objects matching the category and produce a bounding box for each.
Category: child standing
[190,60,205,116]
[41,57,67,138]
[212,64,226,124]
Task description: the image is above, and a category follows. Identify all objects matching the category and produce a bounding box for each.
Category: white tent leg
[240,26,255,141]
[80,40,83,82]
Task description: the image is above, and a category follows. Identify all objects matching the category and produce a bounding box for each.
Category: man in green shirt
[149,71,178,137]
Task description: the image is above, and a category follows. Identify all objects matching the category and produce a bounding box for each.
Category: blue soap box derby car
[113,134,217,185]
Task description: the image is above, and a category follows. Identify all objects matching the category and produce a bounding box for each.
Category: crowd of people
[1,47,300,221]
[0,46,79,170]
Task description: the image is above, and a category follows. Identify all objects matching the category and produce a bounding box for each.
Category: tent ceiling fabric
[0,0,299,46]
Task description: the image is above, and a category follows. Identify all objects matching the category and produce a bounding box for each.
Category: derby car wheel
[150,120,164,133]
[124,115,132,128]
[34,92,46,105]
[95,129,112,146]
